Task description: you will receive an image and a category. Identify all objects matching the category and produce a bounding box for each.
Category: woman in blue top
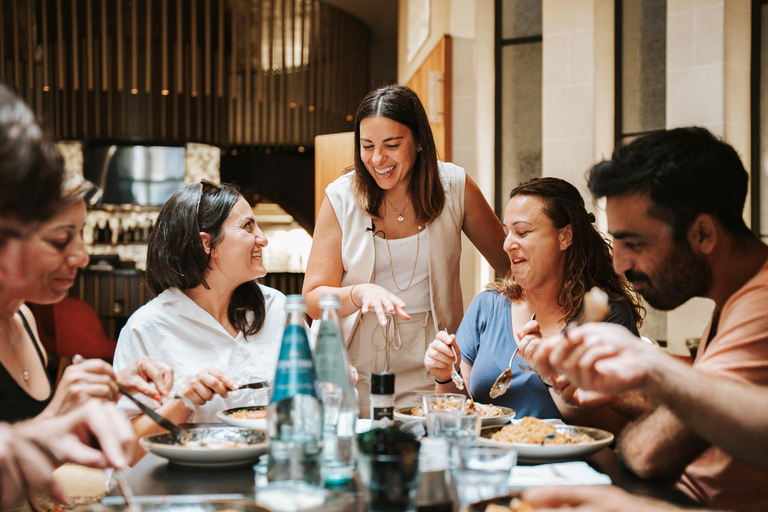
[425,177,644,433]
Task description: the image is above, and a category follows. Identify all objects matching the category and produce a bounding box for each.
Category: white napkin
[510,461,612,489]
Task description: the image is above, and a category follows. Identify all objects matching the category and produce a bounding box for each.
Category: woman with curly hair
[424,177,644,431]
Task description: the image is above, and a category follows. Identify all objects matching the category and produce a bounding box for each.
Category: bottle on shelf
[313,294,358,485]
[267,295,323,487]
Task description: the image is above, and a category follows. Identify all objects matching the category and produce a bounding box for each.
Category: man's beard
[625,242,712,311]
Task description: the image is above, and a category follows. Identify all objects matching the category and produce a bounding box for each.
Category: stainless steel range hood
[83,144,185,206]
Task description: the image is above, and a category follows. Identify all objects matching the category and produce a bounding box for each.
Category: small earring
[417,145,422,152]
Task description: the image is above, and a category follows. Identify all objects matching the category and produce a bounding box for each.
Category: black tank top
[0,311,54,422]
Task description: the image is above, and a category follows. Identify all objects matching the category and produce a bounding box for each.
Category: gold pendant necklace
[387,197,409,222]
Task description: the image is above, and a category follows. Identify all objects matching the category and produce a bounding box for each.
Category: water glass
[358,451,420,512]
[451,444,517,507]
[422,394,465,438]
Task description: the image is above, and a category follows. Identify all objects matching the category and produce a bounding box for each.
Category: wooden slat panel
[116,0,122,91]
[26,0,34,90]
[86,0,93,90]
[71,0,78,90]
[0,0,5,83]
[12,0,20,89]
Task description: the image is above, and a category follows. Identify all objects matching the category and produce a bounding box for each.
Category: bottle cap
[371,372,395,395]
[319,293,341,309]
[285,294,306,312]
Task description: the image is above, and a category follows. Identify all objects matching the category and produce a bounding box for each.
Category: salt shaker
[370,372,395,426]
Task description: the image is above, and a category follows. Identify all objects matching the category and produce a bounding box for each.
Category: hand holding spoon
[490,313,536,399]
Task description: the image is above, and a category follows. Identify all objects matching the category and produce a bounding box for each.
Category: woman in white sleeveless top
[303,85,509,415]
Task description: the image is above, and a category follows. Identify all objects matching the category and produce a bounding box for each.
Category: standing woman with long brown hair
[303,85,509,415]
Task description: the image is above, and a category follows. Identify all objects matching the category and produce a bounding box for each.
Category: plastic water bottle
[313,294,358,484]
[267,295,323,487]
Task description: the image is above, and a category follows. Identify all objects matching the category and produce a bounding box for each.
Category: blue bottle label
[271,324,318,402]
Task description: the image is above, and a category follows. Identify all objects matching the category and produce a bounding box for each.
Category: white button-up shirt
[113,285,292,423]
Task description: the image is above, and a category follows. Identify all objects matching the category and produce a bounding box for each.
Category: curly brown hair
[487,177,644,327]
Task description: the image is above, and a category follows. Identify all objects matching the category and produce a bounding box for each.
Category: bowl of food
[217,406,268,430]
[139,426,268,468]
[478,417,613,463]
[394,400,515,426]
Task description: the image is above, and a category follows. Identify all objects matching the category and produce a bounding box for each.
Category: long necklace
[381,204,422,292]
[386,197,409,222]
[384,229,420,292]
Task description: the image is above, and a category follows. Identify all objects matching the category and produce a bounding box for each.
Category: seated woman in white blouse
[113,181,290,457]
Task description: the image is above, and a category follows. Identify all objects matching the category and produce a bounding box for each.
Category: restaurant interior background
[0,0,764,373]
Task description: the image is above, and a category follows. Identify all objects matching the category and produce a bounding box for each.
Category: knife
[237,381,271,390]
[118,384,184,437]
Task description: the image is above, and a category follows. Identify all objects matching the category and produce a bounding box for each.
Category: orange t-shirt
[676,259,768,511]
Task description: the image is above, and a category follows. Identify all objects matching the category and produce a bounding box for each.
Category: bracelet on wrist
[434,376,453,385]
[349,283,363,309]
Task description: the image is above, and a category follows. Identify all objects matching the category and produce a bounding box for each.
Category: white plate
[394,405,516,427]
[478,424,613,463]
[139,427,268,468]
[217,406,268,430]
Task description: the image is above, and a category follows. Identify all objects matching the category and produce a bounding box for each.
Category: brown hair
[0,83,63,221]
[147,181,266,336]
[487,177,644,327]
[352,85,445,224]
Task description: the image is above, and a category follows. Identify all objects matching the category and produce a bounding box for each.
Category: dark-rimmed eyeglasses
[195,179,222,228]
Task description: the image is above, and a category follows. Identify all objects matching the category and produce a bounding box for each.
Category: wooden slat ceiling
[0,0,370,147]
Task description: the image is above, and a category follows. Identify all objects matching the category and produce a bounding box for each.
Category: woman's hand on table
[116,355,174,403]
[424,330,459,383]
[179,367,238,407]
[354,283,410,326]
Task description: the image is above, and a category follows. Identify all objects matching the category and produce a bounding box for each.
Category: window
[495,0,542,213]
[615,0,666,146]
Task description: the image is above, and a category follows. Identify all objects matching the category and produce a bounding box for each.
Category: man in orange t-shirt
[520,127,768,511]
[587,127,768,511]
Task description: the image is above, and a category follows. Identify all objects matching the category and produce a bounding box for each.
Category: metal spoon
[490,313,536,398]
[448,344,476,405]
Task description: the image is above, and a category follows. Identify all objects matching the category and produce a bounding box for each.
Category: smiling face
[359,115,418,193]
[207,197,268,285]
[503,195,572,291]
[607,191,712,310]
[7,200,89,303]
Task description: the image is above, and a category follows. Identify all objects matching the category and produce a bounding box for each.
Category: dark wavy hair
[352,85,445,225]
[0,83,63,221]
[487,177,644,327]
[147,181,266,336]
[588,127,751,242]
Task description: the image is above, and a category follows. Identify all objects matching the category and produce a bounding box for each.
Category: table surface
[109,446,697,508]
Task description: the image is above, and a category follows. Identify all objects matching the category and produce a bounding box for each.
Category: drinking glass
[422,394,465,439]
[451,444,517,507]
[358,451,420,512]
